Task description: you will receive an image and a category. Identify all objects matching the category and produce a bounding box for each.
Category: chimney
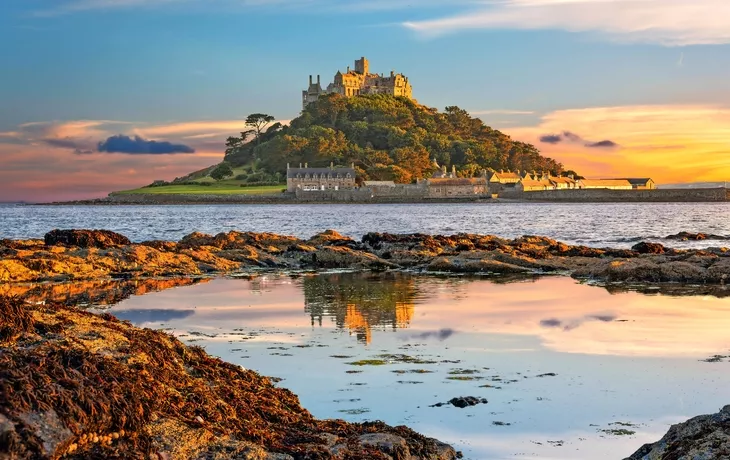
[347,66,350,72]
[452,165,456,176]
[299,163,302,168]
[305,162,308,168]
[390,70,394,77]
[330,161,334,169]
[568,174,574,180]
[317,75,321,85]
[309,75,312,85]
[287,163,290,170]
[351,162,355,169]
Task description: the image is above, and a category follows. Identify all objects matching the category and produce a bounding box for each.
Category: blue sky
[1,0,729,201]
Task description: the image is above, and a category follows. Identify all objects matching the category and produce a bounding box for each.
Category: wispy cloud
[403,0,730,46]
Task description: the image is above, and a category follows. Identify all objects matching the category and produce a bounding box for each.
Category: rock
[431,396,488,409]
[665,232,729,241]
[631,242,666,254]
[307,230,354,247]
[358,433,410,456]
[625,405,730,460]
[44,229,131,249]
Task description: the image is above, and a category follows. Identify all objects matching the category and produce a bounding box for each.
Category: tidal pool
[92,273,730,459]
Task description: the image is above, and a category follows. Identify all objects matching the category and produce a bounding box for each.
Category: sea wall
[501,187,730,202]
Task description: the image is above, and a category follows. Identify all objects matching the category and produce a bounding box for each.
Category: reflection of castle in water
[302,273,416,345]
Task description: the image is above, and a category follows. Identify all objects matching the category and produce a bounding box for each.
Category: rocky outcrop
[44,229,131,248]
[0,296,460,460]
[0,229,728,285]
[665,231,729,241]
[625,405,730,460]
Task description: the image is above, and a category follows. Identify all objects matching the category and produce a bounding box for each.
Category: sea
[1,202,728,247]
[3,202,730,459]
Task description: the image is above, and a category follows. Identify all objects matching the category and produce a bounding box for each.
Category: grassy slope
[116,184,285,195]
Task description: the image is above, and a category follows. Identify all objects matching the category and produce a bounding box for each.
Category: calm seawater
[1,203,728,248]
[86,273,730,460]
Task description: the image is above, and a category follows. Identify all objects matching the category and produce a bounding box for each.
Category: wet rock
[44,229,131,249]
[665,232,729,241]
[358,433,410,456]
[308,246,396,270]
[307,230,355,247]
[625,405,730,460]
[631,242,666,254]
[431,397,488,409]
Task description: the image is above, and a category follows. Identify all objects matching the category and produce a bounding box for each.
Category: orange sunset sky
[2,0,729,202]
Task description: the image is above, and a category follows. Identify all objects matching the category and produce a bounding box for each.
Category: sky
[1,0,729,202]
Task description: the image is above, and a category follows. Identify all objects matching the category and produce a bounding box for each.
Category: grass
[116,183,286,195]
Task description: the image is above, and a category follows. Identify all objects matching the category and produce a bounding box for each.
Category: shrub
[210,162,234,180]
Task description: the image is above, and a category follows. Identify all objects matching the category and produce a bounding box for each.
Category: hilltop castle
[302,57,413,109]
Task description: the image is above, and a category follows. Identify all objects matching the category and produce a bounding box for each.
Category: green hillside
[224,94,565,184]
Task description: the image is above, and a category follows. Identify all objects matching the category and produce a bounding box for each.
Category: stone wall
[504,187,729,202]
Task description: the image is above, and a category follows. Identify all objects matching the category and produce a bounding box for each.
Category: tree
[245,113,275,143]
[210,162,233,180]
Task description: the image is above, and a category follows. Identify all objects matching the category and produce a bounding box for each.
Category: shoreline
[0,296,460,459]
[2,230,729,458]
[1,229,728,286]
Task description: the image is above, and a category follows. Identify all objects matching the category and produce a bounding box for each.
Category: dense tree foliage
[224,94,565,182]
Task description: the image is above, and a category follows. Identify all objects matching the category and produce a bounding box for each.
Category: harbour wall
[500,187,729,202]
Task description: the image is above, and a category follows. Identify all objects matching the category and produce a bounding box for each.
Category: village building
[549,176,578,189]
[303,57,413,109]
[286,163,356,192]
[487,170,522,194]
[577,179,633,190]
[516,177,554,192]
[425,177,488,198]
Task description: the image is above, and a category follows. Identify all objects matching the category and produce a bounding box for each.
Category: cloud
[403,0,730,46]
[539,131,619,148]
[540,318,562,328]
[539,134,563,144]
[586,140,619,148]
[97,134,195,154]
[401,328,457,341]
[42,138,87,150]
[0,118,249,201]
[509,104,730,183]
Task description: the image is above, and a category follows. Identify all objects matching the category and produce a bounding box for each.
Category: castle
[302,57,413,109]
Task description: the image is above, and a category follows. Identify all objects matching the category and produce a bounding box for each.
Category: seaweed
[0,296,456,459]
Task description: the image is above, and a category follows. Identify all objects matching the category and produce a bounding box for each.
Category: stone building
[426,177,488,198]
[286,163,356,192]
[303,57,413,109]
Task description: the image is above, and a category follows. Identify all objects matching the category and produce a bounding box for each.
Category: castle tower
[355,57,369,75]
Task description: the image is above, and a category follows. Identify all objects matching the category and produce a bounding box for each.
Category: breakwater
[502,187,729,202]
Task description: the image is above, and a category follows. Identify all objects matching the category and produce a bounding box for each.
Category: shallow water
[2,202,729,249]
[89,272,730,460]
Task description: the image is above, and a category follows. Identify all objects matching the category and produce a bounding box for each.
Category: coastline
[1,229,728,285]
[2,229,729,458]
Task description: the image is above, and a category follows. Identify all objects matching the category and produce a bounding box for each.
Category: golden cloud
[509,104,730,183]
